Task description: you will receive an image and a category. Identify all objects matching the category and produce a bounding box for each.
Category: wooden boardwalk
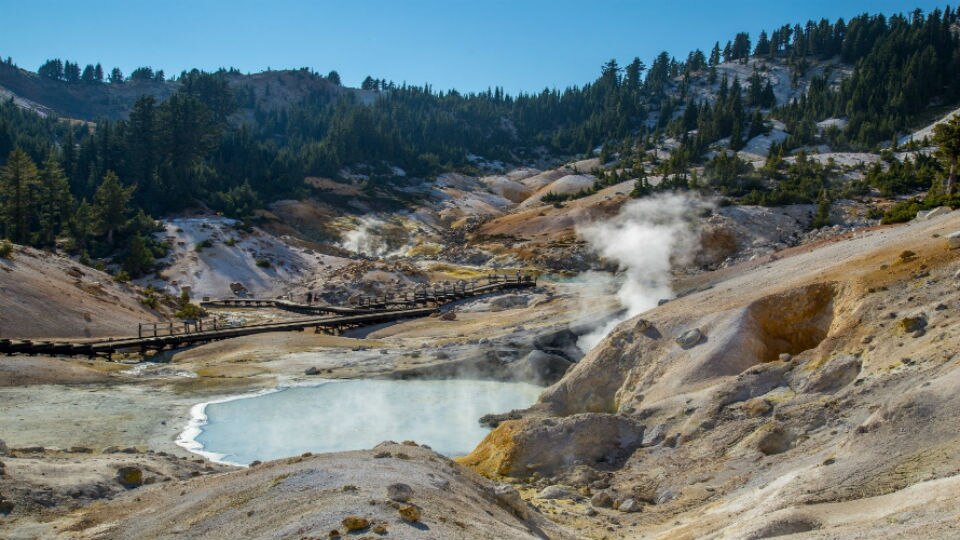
[0,274,535,359]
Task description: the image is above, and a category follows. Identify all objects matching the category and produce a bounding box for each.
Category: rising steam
[576,193,704,351]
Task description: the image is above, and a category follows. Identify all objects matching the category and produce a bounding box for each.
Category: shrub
[224,237,237,247]
[194,238,214,251]
[114,270,131,283]
[0,239,13,259]
[255,258,271,268]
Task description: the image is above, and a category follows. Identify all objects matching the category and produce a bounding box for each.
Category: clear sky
[0,1,949,95]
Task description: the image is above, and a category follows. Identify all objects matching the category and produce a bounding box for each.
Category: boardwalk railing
[1,274,537,359]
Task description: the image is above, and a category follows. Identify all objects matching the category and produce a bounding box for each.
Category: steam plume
[576,193,704,351]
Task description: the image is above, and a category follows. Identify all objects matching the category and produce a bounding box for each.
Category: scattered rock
[743,397,773,417]
[439,311,457,321]
[755,423,792,455]
[675,328,703,349]
[618,498,641,513]
[778,353,792,362]
[372,524,388,534]
[341,516,370,531]
[386,483,414,502]
[0,440,6,456]
[591,491,614,508]
[305,366,320,376]
[0,498,13,515]
[898,250,917,262]
[948,231,960,250]
[398,504,422,522]
[797,355,862,393]
[116,466,143,488]
[916,206,952,221]
[538,484,576,500]
[898,314,928,334]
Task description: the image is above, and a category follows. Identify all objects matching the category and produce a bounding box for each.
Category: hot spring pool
[178,379,543,465]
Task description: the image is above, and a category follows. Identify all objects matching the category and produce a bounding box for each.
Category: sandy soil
[0,246,168,339]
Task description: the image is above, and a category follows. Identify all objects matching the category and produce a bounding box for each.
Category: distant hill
[0,63,362,122]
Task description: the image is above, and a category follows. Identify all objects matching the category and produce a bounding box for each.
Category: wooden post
[138,323,142,339]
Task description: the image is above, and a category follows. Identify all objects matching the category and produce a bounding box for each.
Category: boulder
[755,423,792,455]
[537,484,576,500]
[439,311,457,321]
[508,350,573,385]
[116,466,143,488]
[590,491,614,508]
[386,483,414,502]
[398,504,421,522]
[676,328,703,349]
[618,498,641,513]
[898,314,928,334]
[341,516,369,531]
[916,206,952,221]
[948,231,960,250]
[0,439,6,456]
[304,366,320,376]
[798,355,862,393]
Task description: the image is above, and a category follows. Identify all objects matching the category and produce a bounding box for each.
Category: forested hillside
[1,6,959,271]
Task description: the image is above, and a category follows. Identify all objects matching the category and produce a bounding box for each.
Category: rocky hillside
[460,210,960,538]
[0,245,170,339]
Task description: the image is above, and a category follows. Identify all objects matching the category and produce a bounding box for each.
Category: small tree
[933,114,960,196]
[175,289,206,320]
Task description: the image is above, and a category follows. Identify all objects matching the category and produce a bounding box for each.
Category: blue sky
[0,1,948,94]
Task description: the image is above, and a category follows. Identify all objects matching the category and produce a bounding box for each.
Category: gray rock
[493,484,531,519]
[386,483,414,502]
[618,498,641,513]
[676,328,703,349]
[792,355,862,394]
[304,366,320,376]
[591,491,614,508]
[917,206,952,221]
[508,350,573,385]
[948,231,960,250]
[538,484,576,500]
[0,440,6,456]
[117,466,143,488]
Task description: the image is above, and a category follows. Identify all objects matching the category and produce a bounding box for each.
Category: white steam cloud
[576,193,704,351]
[340,216,409,258]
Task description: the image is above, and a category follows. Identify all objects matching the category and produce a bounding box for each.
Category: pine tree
[123,233,154,276]
[37,153,73,247]
[93,170,134,244]
[709,42,721,66]
[94,63,104,82]
[0,148,39,243]
[109,67,124,84]
[326,70,341,86]
[933,114,960,195]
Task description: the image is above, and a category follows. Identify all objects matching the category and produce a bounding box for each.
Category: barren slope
[0,246,167,339]
[462,210,960,538]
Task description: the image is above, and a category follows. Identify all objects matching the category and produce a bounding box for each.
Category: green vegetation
[0,6,958,258]
[255,257,271,268]
[174,289,206,320]
[0,238,13,259]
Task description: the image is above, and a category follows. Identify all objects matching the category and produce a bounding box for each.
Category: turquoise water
[179,379,542,465]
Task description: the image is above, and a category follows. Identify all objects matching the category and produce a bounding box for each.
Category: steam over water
[180,379,542,465]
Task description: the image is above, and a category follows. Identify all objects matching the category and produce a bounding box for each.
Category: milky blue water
[180,379,542,465]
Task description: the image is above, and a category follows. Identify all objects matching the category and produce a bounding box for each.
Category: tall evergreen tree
[933,114,960,195]
[92,170,134,245]
[0,148,39,243]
